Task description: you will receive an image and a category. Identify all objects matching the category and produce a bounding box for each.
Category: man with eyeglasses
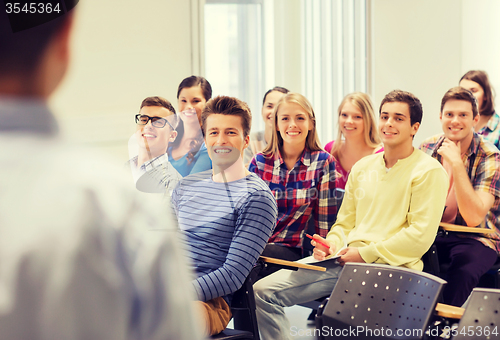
[129,96,182,195]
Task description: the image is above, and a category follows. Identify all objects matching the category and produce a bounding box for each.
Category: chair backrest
[231,262,262,338]
[211,261,264,340]
[452,288,500,340]
[422,244,441,278]
[316,263,446,340]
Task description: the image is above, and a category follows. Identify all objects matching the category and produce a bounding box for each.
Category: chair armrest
[439,222,494,234]
[435,303,465,319]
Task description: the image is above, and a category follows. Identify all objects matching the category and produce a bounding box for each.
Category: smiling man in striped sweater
[171,95,278,336]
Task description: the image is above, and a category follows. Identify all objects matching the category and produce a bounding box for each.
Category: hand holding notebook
[306,232,347,265]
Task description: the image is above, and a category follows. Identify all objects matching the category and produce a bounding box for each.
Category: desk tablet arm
[439,222,494,235]
[259,256,326,272]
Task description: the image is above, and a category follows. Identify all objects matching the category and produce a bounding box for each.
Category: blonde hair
[262,92,323,156]
[330,92,381,159]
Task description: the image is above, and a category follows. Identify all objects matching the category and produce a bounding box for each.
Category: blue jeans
[254,256,343,340]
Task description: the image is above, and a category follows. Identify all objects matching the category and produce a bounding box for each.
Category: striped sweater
[172,170,277,301]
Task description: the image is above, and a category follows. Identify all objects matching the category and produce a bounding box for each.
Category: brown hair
[170,76,213,164]
[262,86,290,105]
[440,86,479,118]
[330,92,380,159]
[262,92,322,156]
[201,96,252,138]
[140,96,176,114]
[139,96,178,129]
[379,90,423,126]
[460,70,495,116]
[176,75,212,102]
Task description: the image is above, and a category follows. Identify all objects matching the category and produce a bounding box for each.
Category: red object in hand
[305,234,331,249]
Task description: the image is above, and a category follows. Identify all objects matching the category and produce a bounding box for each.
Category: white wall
[50,0,198,160]
[370,0,462,146]
[461,0,500,102]
[273,0,303,93]
[371,0,500,146]
[50,0,500,158]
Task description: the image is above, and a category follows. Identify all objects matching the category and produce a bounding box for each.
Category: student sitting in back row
[168,76,213,176]
[325,92,383,189]
[243,86,289,166]
[253,90,448,340]
[459,70,499,150]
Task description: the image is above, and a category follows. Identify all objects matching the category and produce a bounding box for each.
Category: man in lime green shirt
[254,90,448,340]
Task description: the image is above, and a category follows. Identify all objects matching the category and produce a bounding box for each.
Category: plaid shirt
[249,148,338,248]
[478,111,500,150]
[420,133,500,253]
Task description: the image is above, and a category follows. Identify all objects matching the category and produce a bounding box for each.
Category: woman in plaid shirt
[249,93,338,275]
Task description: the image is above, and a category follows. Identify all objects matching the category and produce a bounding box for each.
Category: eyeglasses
[135,114,174,130]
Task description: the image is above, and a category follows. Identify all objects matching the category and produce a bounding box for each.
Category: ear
[38,13,74,98]
[169,131,178,143]
[308,118,314,131]
[473,113,480,127]
[411,122,420,137]
[242,134,250,150]
[50,12,74,69]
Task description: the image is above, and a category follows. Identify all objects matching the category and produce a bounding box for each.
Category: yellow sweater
[326,149,448,271]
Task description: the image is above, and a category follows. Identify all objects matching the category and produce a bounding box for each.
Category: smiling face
[459,79,484,112]
[276,102,313,149]
[178,85,207,125]
[440,99,478,143]
[379,102,419,148]
[135,105,177,157]
[339,101,364,139]
[205,114,249,169]
[262,90,286,130]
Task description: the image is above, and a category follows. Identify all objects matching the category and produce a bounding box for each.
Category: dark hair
[262,86,290,105]
[0,7,70,78]
[440,86,479,118]
[460,70,495,116]
[176,75,212,101]
[201,96,252,138]
[169,76,212,164]
[140,96,176,114]
[140,96,178,128]
[379,90,423,126]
